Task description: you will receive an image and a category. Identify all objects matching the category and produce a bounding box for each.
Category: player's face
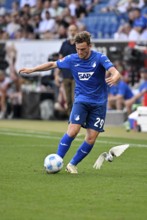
[76,42,91,59]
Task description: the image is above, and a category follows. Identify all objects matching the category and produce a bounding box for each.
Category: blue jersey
[57,50,113,104]
[139,81,147,92]
[109,80,134,100]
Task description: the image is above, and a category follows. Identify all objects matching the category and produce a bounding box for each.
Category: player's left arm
[106,67,121,87]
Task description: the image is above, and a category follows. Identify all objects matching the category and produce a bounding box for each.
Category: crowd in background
[0,0,147,40]
[0,0,96,40]
[0,0,147,120]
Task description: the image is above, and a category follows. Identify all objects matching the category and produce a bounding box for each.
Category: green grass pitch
[0,120,147,220]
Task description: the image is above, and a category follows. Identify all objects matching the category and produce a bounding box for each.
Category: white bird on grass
[93,144,130,170]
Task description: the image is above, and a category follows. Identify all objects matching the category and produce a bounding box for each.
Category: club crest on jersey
[91,61,96,68]
[78,72,94,80]
[74,114,80,121]
[59,57,65,62]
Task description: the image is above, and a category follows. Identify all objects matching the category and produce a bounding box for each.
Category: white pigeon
[93,144,130,170]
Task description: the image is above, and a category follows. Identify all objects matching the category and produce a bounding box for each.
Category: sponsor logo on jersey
[78,72,94,80]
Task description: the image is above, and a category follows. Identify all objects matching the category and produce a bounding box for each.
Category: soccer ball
[44,154,63,174]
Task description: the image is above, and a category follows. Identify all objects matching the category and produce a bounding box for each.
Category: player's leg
[69,128,99,166]
[57,102,86,158]
[66,103,106,173]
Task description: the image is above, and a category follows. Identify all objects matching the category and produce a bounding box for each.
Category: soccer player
[19,31,121,174]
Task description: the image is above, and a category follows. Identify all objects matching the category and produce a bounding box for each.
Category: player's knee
[67,124,81,138]
[85,136,96,145]
[67,130,78,138]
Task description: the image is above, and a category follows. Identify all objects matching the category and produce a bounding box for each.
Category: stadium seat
[82,12,120,39]
[141,6,147,16]
[93,3,108,13]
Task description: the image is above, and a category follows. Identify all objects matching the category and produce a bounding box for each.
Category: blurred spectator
[101,0,120,13]
[54,24,78,116]
[54,83,68,118]
[138,67,147,98]
[108,79,134,113]
[41,0,51,20]
[41,52,60,102]
[49,0,64,19]
[20,0,37,8]
[38,10,56,37]
[56,7,74,28]
[19,3,31,17]
[0,15,7,36]
[2,0,147,41]
[100,0,144,13]
[20,15,34,35]
[141,0,147,16]
[5,12,21,38]
[140,26,147,39]
[0,70,12,119]
[128,7,147,27]
[31,13,41,38]
[128,16,147,40]
[10,1,20,14]
[113,60,125,75]
[31,0,43,16]
[40,51,68,119]
[6,77,23,119]
[68,0,77,17]
[108,78,147,114]
[114,23,131,40]
[0,31,9,40]
[84,0,100,13]
[55,24,67,39]
[117,0,145,13]
[5,44,23,118]
[14,29,25,40]
[74,0,87,19]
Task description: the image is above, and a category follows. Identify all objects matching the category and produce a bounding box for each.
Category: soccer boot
[105,152,114,162]
[66,163,78,174]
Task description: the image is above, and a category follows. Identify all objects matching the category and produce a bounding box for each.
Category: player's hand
[105,76,117,87]
[106,67,121,86]
[19,68,34,75]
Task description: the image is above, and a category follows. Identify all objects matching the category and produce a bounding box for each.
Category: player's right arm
[19,61,57,75]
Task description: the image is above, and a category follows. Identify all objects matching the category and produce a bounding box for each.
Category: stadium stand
[81,12,121,39]
[0,0,147,40]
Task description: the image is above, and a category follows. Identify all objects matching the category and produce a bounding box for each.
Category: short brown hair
[74,31,91,45]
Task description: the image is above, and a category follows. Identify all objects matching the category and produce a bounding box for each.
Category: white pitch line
[0,131,147,148]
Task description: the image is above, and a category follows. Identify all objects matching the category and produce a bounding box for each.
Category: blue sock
[70,141,94,165]
[57,133,74,158]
